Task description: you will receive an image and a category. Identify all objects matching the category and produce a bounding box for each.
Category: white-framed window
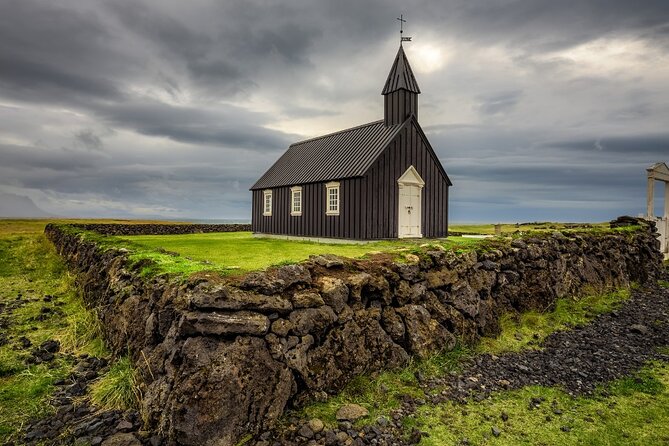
[291,186,302,216]
[325,181,340,216]
[263,189,272,216]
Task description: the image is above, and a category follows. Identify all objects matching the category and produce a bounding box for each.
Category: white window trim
[290,186,302,216]
[263,189,272,216]
[325,181,340,216]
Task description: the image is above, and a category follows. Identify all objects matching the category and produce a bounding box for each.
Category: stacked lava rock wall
[45,219,663,446]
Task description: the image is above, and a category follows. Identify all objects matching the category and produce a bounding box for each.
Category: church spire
[382,44,421,126]
[382,45,421,95]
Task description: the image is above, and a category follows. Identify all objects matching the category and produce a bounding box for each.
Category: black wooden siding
[251,120,449,239]
[384,89,418,126]
[252,178,364,239]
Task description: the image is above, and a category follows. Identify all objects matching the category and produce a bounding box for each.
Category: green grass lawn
[123,232,483,276]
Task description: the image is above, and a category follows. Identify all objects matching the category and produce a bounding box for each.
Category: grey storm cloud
[0,0,668,220]
[549,135,669,156]
[94,100,298,151]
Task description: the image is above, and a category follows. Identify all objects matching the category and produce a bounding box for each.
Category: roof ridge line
[289,119,385,147]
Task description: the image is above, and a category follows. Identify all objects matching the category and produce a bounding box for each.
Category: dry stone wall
[44,218,663,446]
[71,222,251,236]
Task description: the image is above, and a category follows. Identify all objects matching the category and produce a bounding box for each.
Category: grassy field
[0,222,109,441]
[124,232,483,276]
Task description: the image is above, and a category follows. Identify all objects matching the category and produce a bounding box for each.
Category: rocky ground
[13,276,669,446]
[259,277,669,446]
[14,347,148,446]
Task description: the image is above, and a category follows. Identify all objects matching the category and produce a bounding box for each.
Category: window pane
[327,187,339,212]
[292,190,301,213]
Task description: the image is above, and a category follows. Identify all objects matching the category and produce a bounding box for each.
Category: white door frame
[397,165,425,238]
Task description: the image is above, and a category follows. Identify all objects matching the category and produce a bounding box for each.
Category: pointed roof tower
[382,45,421,95]
[382,45,421,125]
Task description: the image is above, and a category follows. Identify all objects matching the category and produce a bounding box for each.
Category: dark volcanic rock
[397,305,456,358]
[189,285,292,313]
[180,311,270,336]
[153,336,294,445]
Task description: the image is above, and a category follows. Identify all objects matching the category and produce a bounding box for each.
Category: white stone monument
[645,162,669,260]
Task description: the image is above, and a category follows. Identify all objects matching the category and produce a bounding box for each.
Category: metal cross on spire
[397,14,412,44]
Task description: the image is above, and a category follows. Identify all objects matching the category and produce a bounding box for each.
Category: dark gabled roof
[382,45,421,95]
[250,119,405,190]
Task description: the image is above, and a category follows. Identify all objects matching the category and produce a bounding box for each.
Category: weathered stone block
[180,311,270,336]
[292,290,325,308]
[396,304,455,358]
[444,282,480,318]
[316,277,349,313]
[189,285,292,313]
[425,268,458,289]
[271,318,293,337]
[381,307,405,342]
[289,307,337,336]
[311,254,344,268]
[346,273,372,301]
[241,264,311,295]
[162,336,294,446]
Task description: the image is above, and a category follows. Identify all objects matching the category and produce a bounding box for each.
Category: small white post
[665,181,669,219]
[647,176,655,218]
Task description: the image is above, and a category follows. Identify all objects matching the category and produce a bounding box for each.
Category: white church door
[397,165,425,238]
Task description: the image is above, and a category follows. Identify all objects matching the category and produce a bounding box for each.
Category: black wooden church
[250,42,451,240]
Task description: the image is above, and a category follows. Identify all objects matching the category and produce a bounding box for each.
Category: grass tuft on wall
[90,356,140,411]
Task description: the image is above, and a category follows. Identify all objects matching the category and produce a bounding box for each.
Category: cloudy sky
[1,0,668,222]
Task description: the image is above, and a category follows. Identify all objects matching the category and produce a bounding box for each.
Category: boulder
[346,273,372,301]
[336,404,369,421]
[302,317,408,393]
[380,307,405,342]
[394,263,421,282]
[311,254,344,268]
[444,282,480,318]
[284,335,315,380]
[101,433,141,446]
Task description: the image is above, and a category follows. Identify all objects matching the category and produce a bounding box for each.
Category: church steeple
[382,45,421,126]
